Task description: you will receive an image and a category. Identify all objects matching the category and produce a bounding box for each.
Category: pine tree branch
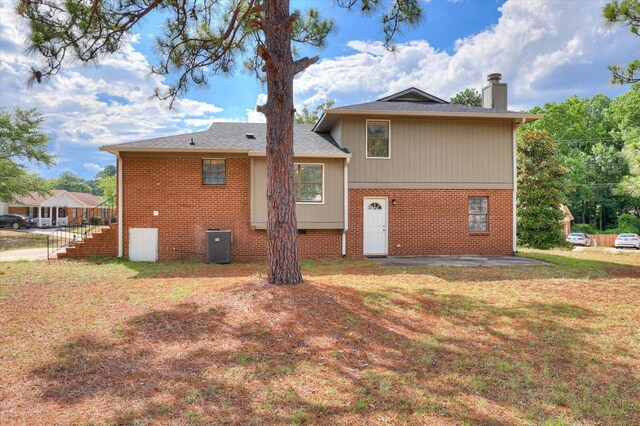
[292,56,319,74]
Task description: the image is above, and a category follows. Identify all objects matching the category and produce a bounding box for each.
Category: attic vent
[245,133,255,139]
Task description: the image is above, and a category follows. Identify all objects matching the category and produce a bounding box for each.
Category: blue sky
[0,0,638,180]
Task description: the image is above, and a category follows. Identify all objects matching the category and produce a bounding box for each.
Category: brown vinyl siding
[251,157,345,229]
[340,117,514,188]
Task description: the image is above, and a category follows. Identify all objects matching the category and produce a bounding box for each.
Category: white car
[615,233,640,249]
[566,233,592,247]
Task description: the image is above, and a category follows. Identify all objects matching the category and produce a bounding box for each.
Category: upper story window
[468,196,489,232]
[203,159,226,185]
[366,120,390,159]
[294,163,323,203]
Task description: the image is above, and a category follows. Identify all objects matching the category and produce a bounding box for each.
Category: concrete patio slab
[0,248,48,262]
[372,255,548,267]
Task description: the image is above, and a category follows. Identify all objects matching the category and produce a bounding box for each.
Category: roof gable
[377,87,448,104]
[41,191,87,208]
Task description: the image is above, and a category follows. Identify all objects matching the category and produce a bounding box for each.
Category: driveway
[0,248,48,262]
[372,255,547,267]
[10,227,60,235]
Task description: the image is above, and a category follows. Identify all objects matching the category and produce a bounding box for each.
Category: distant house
[6,190,109,227]
[561,204,574,235]
[66,73,543,261]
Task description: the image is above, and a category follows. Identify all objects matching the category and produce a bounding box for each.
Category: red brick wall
[58,226,118,258]
[347,189,513,256]
[122,156,342,260]
[8,207,27,215]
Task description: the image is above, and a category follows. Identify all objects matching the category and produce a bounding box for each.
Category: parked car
[566,232,592,246]
[615,233,640,249]
[0,214,36,230]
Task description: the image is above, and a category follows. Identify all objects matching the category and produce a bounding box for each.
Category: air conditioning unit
[205,229,232,264]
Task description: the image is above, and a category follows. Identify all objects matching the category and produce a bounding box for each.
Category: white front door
[363,197,388,255]
[129,228,158,262]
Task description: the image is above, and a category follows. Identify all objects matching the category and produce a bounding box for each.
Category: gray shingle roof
[332,100,523,115]
[101,123,347,156]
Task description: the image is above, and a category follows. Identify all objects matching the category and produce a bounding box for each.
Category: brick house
[89,73,541,261]
[5,190,112,227]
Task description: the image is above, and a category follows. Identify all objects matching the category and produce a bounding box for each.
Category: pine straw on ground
[1,252,639,425]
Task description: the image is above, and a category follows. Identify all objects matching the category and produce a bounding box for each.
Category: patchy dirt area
[0,230,49,251]
[1,252,639,425]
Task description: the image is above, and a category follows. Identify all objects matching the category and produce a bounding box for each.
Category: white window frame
[202,158,226,185]
[365,119,391,160]
[294,163,325,205]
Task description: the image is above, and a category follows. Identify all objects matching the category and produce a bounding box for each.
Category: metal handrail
[46,196,116,260]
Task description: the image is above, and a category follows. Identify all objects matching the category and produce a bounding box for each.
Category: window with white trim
[202,159,226,185]
[366,120,390,158]
[294,164,323,203]
[468,196,488,232]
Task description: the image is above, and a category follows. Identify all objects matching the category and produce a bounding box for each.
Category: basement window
[468,196,489,232]
[203,159,226,185]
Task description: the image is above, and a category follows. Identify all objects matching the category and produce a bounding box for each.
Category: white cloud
[246,93,267,123]
[0,0,226,150]
[83,162,103,173]
[294,0,638,110]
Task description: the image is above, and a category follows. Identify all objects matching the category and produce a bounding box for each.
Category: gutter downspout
[342,157,350,257]
[512,118,527,253]
[117,153,124,258]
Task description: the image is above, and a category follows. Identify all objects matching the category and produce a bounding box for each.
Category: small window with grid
[294,164,323,203]
[203,159,226,185]
[468,196,488,232]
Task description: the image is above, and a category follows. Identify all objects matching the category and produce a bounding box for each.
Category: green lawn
[0,250,639,425]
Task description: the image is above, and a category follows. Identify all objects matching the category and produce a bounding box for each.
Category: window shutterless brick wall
[347,189,513,257]
[121,156,342,261]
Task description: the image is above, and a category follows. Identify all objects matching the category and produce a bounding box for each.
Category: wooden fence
[587,234,617,247]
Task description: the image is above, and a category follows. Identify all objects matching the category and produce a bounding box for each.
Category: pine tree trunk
[261,0,302,284]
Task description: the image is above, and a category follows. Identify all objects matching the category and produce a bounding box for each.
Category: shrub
[516,129,567,249]
[616,213,640,234]
[571,223,598,235]
[89,216,102,226]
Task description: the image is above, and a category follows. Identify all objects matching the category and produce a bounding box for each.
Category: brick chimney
[482,73,507,110]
